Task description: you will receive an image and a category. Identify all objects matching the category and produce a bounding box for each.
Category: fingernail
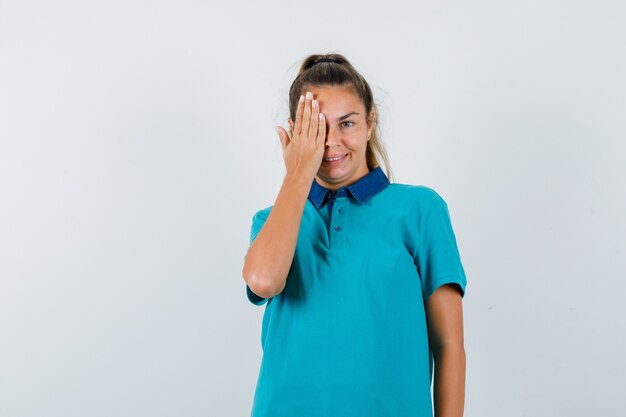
[312,99,318,108]
[275,127,281,135]
[299,95,304,103]
[306,92,312,100]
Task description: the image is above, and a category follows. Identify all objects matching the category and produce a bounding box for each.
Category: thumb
[275,126,290,151]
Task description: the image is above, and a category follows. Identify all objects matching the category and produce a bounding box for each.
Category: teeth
[324,154,347,161]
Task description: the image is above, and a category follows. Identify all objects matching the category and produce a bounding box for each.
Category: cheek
[344,136,368,152]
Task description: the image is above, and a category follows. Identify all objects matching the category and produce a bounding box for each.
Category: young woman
[242,53,468,417]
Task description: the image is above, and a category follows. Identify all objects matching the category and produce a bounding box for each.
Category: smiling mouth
[323,153,349,162]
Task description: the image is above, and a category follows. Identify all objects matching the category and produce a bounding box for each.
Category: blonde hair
[288,53,393,182]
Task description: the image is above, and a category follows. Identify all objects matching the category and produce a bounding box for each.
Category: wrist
[284,171,316,188]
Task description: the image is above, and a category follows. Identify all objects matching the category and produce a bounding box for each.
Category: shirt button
[334,225,342,232]
[338,208,342,213]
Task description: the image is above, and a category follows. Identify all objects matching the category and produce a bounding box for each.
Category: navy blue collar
[308,166,390,209]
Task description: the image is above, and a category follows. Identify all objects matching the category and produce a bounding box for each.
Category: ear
[367,108,376,140]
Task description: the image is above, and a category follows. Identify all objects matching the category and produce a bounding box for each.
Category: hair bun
[313,57,340,65]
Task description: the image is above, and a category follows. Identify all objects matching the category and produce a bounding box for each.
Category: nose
[325,126,339,147]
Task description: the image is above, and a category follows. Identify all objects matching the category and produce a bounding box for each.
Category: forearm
[242,172,312,298]
[432,344,466,417]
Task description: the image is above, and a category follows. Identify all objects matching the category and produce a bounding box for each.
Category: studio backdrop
[1,1,624,416]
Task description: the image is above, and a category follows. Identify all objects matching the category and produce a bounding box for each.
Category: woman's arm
[242,92,325,299]
[242,173,312,299]
[425,283,466,417]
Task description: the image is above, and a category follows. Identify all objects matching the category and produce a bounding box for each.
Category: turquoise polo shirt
[244,166,467,417]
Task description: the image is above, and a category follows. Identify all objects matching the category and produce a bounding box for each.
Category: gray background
[1,1,625,416]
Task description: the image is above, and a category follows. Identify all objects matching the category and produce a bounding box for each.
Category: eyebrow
[336,112,360,122]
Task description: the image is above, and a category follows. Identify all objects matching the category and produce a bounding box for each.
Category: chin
[319,167,355,183]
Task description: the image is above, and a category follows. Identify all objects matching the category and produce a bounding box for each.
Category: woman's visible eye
[341,121,354,128]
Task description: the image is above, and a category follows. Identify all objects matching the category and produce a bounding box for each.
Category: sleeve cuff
[424,276,466,301]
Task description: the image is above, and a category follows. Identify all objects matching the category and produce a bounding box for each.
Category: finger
[301,91,312,139]
[276,126,290,151]
[287,118,294,141]
[309,99,319,141]
[293,94,305,137]
[317,112,326,146]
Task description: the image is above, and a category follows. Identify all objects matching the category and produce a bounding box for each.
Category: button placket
[330,201,347,246]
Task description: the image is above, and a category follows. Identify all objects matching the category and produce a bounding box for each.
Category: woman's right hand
[275,91,326,179]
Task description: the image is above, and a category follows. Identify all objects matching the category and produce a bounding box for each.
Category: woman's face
[303,85,374,191]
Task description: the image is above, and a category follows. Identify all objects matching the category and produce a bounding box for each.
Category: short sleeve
[416,193,467,301]
[244,208,271,306]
